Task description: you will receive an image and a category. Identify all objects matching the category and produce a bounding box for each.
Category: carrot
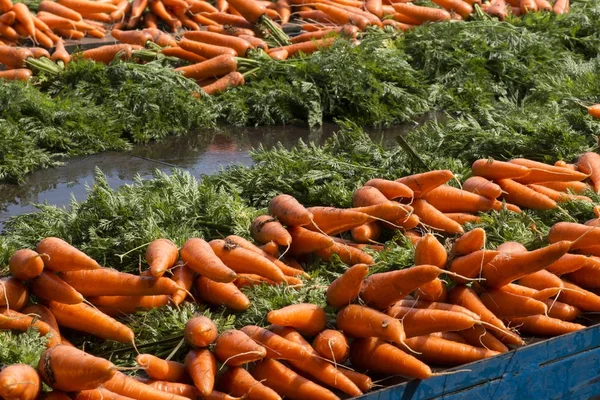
[507,315,585,336]
[213,329,267,367]
[51,38,71,64]
[0,364,40,400]
[210,238,285,282]
[142,380,200,399]
[201,12,254,28]
[270,38,336,57]
[135,354,186,383]
[60,268,180,296]
[459,325,509,353]
[9,248,44,280]
[403,335,500,365]
[444,212,482,225]
[28,271,82,304]
[161,47,205,64]
[479,290,548,318]
[58,0,118,12]
[365,0,383,17]
[195,275,250,311]
[519,0,537,12]
[22,304,61,334]
[352,185,388,206]
[548,222,600,250]
[110,0,131,21]
[38,345,116,392]
[517,269,563,290]
[558,280,600,311]
[351,222,381,243]
[392,2,451,21]
[0,10,15,25]
[412,199,464,234]
[424,185,496,213]
[481,241,571,288]
[48,301,135,343]
[202,71,245,95]
[350,337,432,379]
[306,206,369,235]
[576,152,600,193]
[535,0,552,10]
[182,349,216,397]
[448,285,525,345]
[553,0,569,14]
[81,12,111,22]
[259,241,279,258]
[179,38,237,59]
[240,325,312,360]
[387,306,476,337]
[0,24,21,41]
[184,315,217,348]
[127,0,148,28]
[239,34,268,50]
[471,158,530,180]
[413,278,448,302]
[176,53,238,80]
[336,304,405,344]
[89,295,170,316]
[285,226,332,256]
[180,238,236,282]
[171,263,195,305]
[544,299,581,321]
[414,233,447,267]
[463,176,503,199]
[54,28,85,40]
[13,3,36,38]
[431,0,472,17]
[40,391,71,400]
[251,215,292,245]
[104,371,189,400]
[543,254,591,277]
[509,158,588,183]
[74,387,137,399]
[0,0,11,12]
[528,184,592,202]
[312,329,349,363]
[498,283,560,301]
[206,25,254,36]
[289,28,338,44]
[312,3,369,30]
[326,263,369,308]
[111,28,152,46]
[183,31,251,56]
[218,367,280,400]
[267,303,326,337]
[144,238,178,278]
[0,309,60,347]
[315,240,374,265]
[188,0,218,13]
[352,201,414,224]
[0,46,33,68]
[535,180,589,193]
[446,249,498,284]
[452,228,486,256]
[392,299,482,320]
[567,261,600,289]
[496,178,557,210]
[364,178,414,200]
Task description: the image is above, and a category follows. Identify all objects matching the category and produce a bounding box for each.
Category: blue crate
[356,323,600,400]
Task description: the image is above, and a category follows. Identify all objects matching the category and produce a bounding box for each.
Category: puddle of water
[0,116,438,230]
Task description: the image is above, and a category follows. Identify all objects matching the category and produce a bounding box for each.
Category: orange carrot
[136,354,186,382]
[0,277,29,310]
[352,185,388,206]
[74,387,140,399]
[544,299,580,321]
[364,178,413,199]
[40,390,71,400]
[558,280,600,311]
[201,12,255,28]
[58,0,118,12]
[314,3,370,30]
[184,349,216,397]
[463,176,503,199]
[351,222,382,243]
[51,38,71,64]
[9,248,44,280]
[267,303,326,337]
[350,337,432,379]
[179,37,237,59]
[448,285,525,345]
[459,325,509,353]
[412,199,464,234]
[259,241,279,258]
[496,178,557,209]
[38,345,116,392]
[312,329,349,362]
[337,304,405,344]
[498,283,560,301]
[104,371,189,400]
[360,265,443,309]
[286,226,333,256]
[225,0,267,23]
[171,263,195,306]
[431,0,473,17]
[268,195,313,227]
[517,269,563,290]
[60,268,180,296]
[218,368,280,400]
[180,238,236,282]
[414,233,447,267]
[30,270,84,304]
[403,335,500,365]
[48,301,134,343]
[184,316,217,348]
[251,359,339,400]
[391,299,482,320]
[479,290,548,317]
[446,249,498,284]
[577,152,600,193]
[471,158,530,180]
[509,158,588,183]
[0,10,15,25]
[13,3,36,38]
[0,46,33,69]
[240,325,311,360]
[201,71,245,95]
[413,278,447,302]
[210,238,284,282]
[392,2,451,21]
[424,185,496,213]
[195,275,250,311]
[183,30,251,56]
[528,184,591,202]
[306,206,369,235]
[548,222,600,250]
[161,47,206,64]
[176,54,238,79]
[54,28,85,40]
[536,180,589,193]
[553,0,569,13]
[206,25,255,36]
[22,304,60,335]
[481,241,571,288]
[145,238,178,278]
[0,309,60,347]
[507,315,585,336]
[315,240,374,265]
[89,295,170,316]
[326,263,369,308]
[452,228,486,255]
[387,306,476,337]
[251,215,292,246]
[0,0,12,12]
[214,329,267,366]
[126,0,147,27]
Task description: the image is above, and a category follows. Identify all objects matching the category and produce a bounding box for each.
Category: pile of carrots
[0,0,572,89]
[2,151,600,399]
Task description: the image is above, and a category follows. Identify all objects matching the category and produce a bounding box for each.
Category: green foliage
[0,329,47,368]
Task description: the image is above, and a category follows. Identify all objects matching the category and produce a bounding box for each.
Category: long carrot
[463,176,503,199]
[352,185,388,206]
[180,238,236,282]
[431,0,473,17]
[481,241,571,288]
[195,276,250,311]
[0,10,15,25]
[459,325,509,353]
[412,199,464,234]
[337,304,406,344]
[74,387,137,399]
[312,329,349,363]
[496,178,557,209]
[135,354,186,382]
[251,359,340,400]
[326,263,369,308]
[201,12,255,28]
[510,158,588,183]
[51,38,71,64]
[251,215,292,246]
[287,226,334,256]
[184,316,217,348]
[48,301,135,343]
[306,206,370,235]
[424,185,496,213]
[350,337,432,379]
[0,310,60,347]
[360,265,443,309]
[471,158,530,180]
[517,269,563,290]
[452,228,486,256]
[9,248,44,280]
[506,315,585,336]
[214,329,267,366]
[351,221,382,243]
[171,263,195,305]
[184,349,216,397]
[60,268,180,296]
[415,233,447,267]
[403,335,500,365]
[13,3,36,38]
[577,152,600,193]
[104,371,189,400]
[89,295,170,316]
[544,299,580,321]
[548,222,600,250]
[387,306,477,337]
[557,280,600,311]
[392,2,451,21]
[127,0,148,28]
[38,345,116,392]
[218,367,280,400]
[30,270,84,304]
[144,238,178,278]
[176,53,238,80]
[528,184,592,202]
[201,71,245,95]
[161,47,206,64]
[22,304,60,335]
[0,277,28,311]
[535,180,589,193]
[58,0,118,12]
[0,46,32,69]
[1,366,41,400]
[267,303,326,337]
[498,283,560,301]
[444,212,483,225]
[315,240,374,265]
[183,30,251,56]
[210,238,285,282]
[392,299,481,321]
[241,325,311,360]
[313,3,369,30]
[479,290,548,317]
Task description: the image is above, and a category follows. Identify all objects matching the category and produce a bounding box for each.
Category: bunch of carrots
[2,152,600,399]
[0,0,573,88]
